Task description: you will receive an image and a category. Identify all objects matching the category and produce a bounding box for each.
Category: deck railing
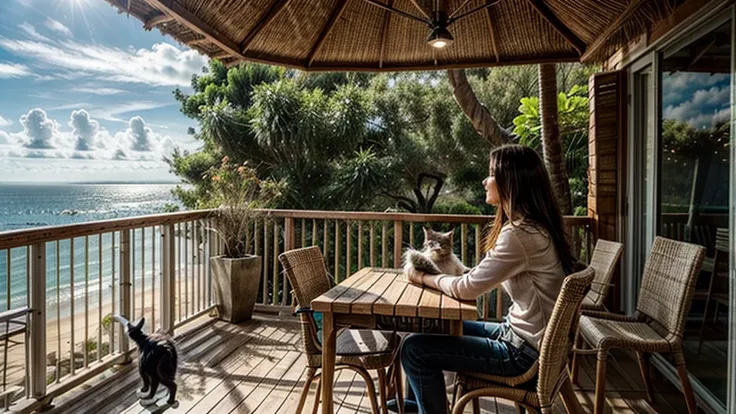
[0,209,592,411]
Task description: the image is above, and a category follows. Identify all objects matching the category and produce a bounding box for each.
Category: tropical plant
[205,156,284,258]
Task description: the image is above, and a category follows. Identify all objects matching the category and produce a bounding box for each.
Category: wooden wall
[588,70,626,311]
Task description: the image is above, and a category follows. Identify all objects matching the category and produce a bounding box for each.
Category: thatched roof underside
[103,0,682,71]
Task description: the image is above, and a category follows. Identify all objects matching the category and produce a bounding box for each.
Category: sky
[0,0,211,183]
[662,72,731,130]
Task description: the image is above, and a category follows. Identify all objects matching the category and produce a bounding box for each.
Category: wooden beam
[307,0,350,67]
[212,51,231,59]
[581,0,646,62]
[143,13,175,30]
[141,0,243,59]
[239,0,291,53]
[378,0,395,68]
[408,0,430,19]
[527,0,586,56]
[485,5,500,62]
[186,37,209,46]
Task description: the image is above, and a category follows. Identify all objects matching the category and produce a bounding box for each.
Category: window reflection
[658,20,731,406]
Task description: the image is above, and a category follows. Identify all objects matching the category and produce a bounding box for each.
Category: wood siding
[588,70,626,311]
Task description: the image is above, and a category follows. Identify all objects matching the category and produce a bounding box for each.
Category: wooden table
[311,267,478,414]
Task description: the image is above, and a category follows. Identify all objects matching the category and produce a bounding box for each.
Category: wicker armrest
[580,310,638,322]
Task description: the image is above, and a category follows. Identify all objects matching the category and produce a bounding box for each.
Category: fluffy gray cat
[402,227,469,276]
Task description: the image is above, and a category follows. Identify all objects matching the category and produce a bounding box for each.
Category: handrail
[0,208,591,251]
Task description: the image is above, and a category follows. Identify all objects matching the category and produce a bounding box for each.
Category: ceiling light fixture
[427,11,453,48]
[363,0,500,50]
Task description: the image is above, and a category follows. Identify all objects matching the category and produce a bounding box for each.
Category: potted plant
[206,156,283,323]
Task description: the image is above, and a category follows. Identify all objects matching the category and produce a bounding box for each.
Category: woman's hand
[407,268,425,286]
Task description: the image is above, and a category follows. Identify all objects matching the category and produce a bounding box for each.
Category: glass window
[658,19,731,406]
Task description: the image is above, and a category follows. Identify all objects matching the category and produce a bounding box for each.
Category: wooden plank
[206,334,300,412]
[231,350,302,412]
[440,294,461,320]
[311,267,372,312]
[373,271,408,316]
[269,363,309,413]
[394,274,423,317]
[418,289,440,319]
[350,271,397,315]
[331,269,383,314]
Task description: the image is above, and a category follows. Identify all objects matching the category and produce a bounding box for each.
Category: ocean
[0,183,182,315]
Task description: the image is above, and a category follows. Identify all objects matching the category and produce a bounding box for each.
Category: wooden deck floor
[50,314,693,414]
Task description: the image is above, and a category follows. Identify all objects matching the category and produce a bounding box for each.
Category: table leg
[321,311,337,414]
[449,320,463,336]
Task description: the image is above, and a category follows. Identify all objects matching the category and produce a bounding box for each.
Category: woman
[393,144,577,414]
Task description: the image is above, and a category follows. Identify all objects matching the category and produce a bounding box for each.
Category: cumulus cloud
[0,62,32,78]
[0,36,208,87]
[0,108,179,161]
[69,109,99,151]
[20,108,59,149]
[124,116,153,151]
[0,115,11,127]
[663,85,731,129]
[0,131,12,145]
[663,72,729,90]
[44,18,73,37]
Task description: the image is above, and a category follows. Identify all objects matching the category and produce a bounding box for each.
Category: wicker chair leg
[296,367,317,414]
[312,378,322,414]
[594,351,608,414]
[560,375,584,414]
[393,360,405,414]
[635,352,654,403]
[570,333,583,384]
[472,399,480,414]
[674,352,698,414]
[378,368,389,414]
[352,366,380,414]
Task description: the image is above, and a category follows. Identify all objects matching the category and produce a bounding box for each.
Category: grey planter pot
[210,255,262,323]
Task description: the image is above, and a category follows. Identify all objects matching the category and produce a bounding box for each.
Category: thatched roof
[103,0,680,71]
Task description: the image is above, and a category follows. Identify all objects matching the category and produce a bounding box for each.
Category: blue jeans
[400,321,539,414]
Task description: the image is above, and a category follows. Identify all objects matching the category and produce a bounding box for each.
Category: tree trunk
[448,69,513,147]
[539,63,573,215]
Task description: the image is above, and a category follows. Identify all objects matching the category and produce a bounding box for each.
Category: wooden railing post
[119,230,132,363]
[29,243,46,400]
[393,221,403,268]
[283,218,295,305]
[161,225,176,334]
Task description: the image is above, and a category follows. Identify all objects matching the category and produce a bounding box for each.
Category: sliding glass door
[628,9,733,412]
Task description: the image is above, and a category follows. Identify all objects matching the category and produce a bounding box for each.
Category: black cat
[114,315,178,406]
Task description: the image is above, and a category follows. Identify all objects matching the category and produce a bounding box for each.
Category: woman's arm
[410,227,528,301]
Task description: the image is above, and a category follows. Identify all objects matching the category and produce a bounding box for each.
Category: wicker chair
[582,239,623,312]
[571,236,705,414]
[451,266,595,414]
[278,246,402,414]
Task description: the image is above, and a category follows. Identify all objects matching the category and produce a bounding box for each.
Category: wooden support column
[588,70,626,311]
[161,225,176,334]
[29,243,46,400]
[118,230,132,362]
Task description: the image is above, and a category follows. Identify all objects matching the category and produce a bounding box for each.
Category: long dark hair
[484,144,577,275]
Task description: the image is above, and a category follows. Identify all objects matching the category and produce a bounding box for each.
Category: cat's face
[422,227,454,258]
